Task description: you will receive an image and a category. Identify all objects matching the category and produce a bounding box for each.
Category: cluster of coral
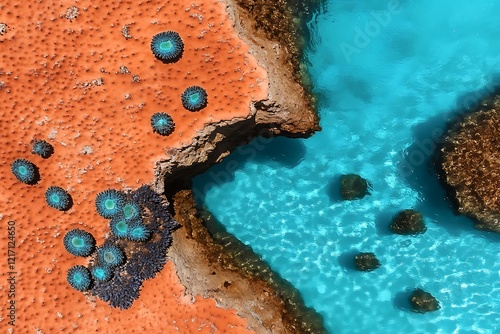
[439,97,500,232]
[0,0,271,332]
[62,186,178,309]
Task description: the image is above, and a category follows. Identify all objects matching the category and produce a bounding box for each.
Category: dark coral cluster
[340,174,371,200]
[62,185,179,309]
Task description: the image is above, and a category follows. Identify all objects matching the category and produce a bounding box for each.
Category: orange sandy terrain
[0,0,267,332]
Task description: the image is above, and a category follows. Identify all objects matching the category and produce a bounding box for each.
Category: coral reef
[92,185,179,309]
[45,186,72,211]
[181,86,208,111]
[409,288,440,313]
[30,139,54,158]
[439,97,500,232]
[63,229,96,257]
[67,265,92,292]
[354,252,381,272]
[91,265,114,282]
[150,31,184,63]
[95,189,127,219]
[340,174,372,200]
[10,158,40,185]
[110,218,131,238]
[97,244,126,268]
[150,112,175,136]
[128,222,151,242]
[389,209,426,235]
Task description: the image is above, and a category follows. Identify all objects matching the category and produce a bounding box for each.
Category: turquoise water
[193,0,500,333]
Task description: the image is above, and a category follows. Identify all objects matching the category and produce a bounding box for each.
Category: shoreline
[161,0,327,332]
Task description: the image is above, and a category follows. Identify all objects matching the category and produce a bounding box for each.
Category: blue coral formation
[45,186,72,211]
[150,31,184,63]
[63,229,96,257]
[127,222,151,242]
[91,185,179,309]
[95,189,126,219]
[91,265,113,282]
[109,218,130,239]
[67,265,92,292]
[97,244,125,268]
[31,139,54,158]
[150,112,175,136]
[121,201,143,222]
[181,86,208,111]
[11,158,40,185]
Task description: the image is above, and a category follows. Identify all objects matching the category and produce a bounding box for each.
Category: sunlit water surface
[194,1,500,332]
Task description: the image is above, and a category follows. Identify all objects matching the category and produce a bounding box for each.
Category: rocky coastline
[156,0,328,333]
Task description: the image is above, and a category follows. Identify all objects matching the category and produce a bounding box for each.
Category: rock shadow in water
[325,175,343,202]
[393,288,414,312]
[193,136,307,201]
[397,77,500,237]
[337,250,360,271]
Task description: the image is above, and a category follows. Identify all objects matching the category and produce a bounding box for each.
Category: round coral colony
[127,222,151,242]
[11,158,39,185]
[150,31,184,63]
[90,265,113,283]
[45,186,72,211]
[97,244,126,267]
[121,201,143,221]
[150,112,175,136]
[63,229,96,257]
[67,265,92,292]
[95,189,127,219]
[31,139,54,158]
[109,218,130,239]
[181,86,208,111]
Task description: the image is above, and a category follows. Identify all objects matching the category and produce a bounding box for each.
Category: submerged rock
[354,252,381,272]
[340,174,372,200]
[389,209,426,235]
[409,289,440,313]
[439,100,500,232]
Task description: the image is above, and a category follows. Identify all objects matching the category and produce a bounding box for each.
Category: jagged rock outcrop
[409,289,440,313]
[439,97,500,232]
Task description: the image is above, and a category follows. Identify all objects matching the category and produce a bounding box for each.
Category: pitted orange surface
[0,0,267,332]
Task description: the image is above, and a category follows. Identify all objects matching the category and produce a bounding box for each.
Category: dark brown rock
[340,174,372,200]
[389,209,426,235]
[409,289,440,313]
[439,98,500,232]
[354,252,381,272]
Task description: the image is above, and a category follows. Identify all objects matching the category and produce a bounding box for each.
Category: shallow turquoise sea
[193,0,500,333]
